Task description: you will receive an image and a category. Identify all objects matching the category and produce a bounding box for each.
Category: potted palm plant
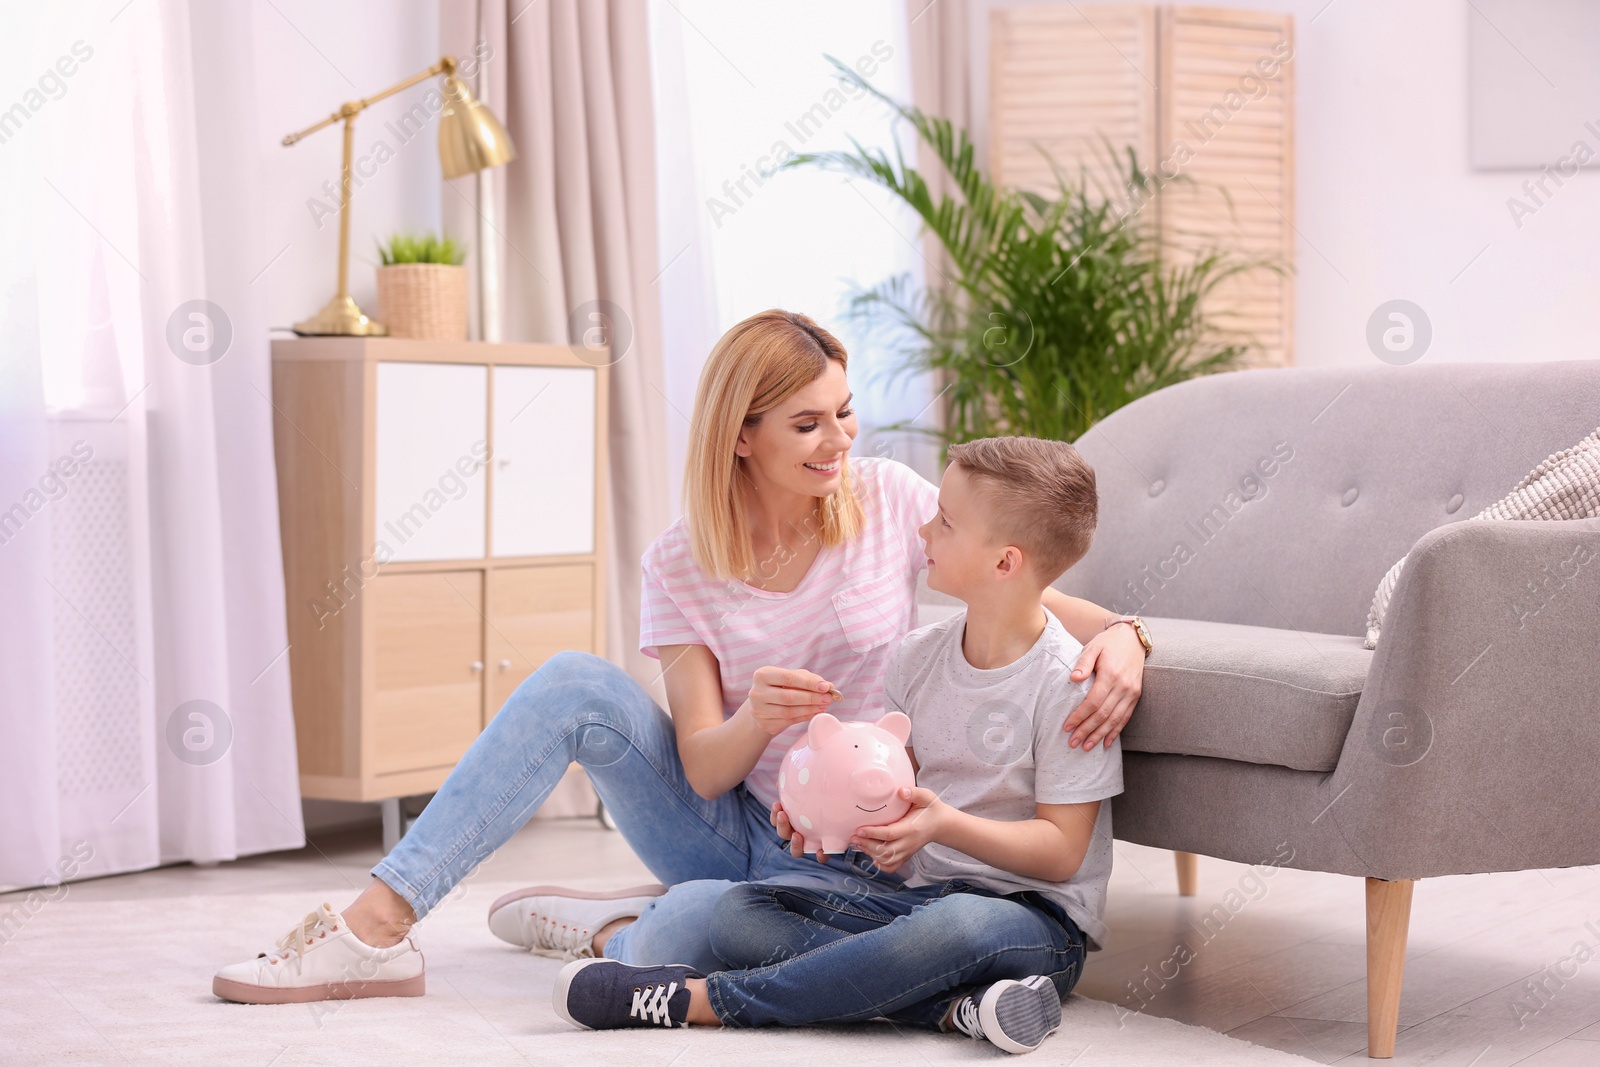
[785,60,1279,448]
[375,232,468,340]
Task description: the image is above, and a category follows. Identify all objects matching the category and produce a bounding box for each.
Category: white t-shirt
[889,609,1124,951]
[638,456,939,809]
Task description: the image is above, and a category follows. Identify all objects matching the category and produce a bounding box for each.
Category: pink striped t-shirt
[639,456,940,809]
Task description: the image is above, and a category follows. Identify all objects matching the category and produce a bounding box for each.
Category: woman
[213,310,1146,1004]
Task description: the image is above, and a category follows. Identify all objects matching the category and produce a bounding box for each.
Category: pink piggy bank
[778,711,915,854]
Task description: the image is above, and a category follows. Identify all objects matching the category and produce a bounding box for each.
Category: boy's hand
[850,786,945,875]
[770,800,829,864]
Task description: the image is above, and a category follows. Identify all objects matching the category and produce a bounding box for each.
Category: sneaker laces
[263,903,341,970]
[629,981,681,1027]
[530,909,597,961]
[951,995,985,1040]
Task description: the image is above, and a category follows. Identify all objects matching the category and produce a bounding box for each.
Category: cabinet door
[491,366,596,557]
[374,362,488,562]
[369,571,484,775]
[485,563,595,720]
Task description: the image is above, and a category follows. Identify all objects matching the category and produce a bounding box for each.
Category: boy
[552,437,1128,1055]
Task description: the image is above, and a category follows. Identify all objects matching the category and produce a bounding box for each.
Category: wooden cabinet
[369,570,484,777]
[486,564,596,719]
[271,338,608,802]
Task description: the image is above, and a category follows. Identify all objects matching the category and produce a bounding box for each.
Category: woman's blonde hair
[684,309,865,581]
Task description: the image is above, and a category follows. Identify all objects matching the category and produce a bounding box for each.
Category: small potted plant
[375,232,468,340]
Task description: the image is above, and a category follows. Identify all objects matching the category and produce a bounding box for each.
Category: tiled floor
[27,814,1600,1066]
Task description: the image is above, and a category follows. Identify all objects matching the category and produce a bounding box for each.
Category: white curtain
[0,0,302,890]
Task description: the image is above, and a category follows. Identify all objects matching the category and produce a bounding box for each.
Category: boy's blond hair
[946,436,1098,583]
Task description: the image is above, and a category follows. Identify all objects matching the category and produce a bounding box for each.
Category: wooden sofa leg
[1174,851,1198,896]
[1365,877,1414,1058]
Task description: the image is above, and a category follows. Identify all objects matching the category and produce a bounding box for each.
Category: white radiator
[47,415,145,800]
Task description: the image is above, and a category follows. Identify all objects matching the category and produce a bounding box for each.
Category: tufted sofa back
[1053,360,1600,637]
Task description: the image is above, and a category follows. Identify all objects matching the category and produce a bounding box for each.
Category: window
[649,0,940,516]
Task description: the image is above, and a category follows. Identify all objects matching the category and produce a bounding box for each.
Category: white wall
[970,0,1600,368]
[251,0,442,333]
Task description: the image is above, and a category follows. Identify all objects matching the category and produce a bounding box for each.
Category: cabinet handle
[498,659,513,670]
[470,661,485,672]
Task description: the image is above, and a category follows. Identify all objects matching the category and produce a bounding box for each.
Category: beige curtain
[906,0,972,445]
[441,0,670,691]
[907,0,972,292]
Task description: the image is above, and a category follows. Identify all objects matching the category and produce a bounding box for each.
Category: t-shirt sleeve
[1032,670,1124,805]
[638,558,704,659]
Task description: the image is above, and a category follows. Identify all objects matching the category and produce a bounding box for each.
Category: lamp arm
[280,57,456,147]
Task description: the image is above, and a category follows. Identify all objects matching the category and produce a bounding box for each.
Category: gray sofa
[915,359,1600,1058]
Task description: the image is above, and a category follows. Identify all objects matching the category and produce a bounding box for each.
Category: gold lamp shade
[282,56,518,336]
[439,75,516,180]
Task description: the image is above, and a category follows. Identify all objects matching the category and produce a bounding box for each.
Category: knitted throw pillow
[1365,426,1600,649]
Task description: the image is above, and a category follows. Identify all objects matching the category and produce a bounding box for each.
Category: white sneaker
[950,975,1063,1054]
[486,883,666,960]
[212,902,425,1004]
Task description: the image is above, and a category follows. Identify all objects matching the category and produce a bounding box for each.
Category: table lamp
[282,55,516,336]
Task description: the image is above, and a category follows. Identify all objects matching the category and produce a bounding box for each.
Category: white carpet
[0,879,1325,1066]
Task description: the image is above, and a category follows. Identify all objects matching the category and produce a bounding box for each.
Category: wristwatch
[1105,614,1154,656]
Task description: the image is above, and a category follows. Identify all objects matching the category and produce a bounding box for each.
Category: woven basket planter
[376,263,468,340]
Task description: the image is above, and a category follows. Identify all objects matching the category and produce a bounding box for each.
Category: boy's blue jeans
[370,651,904,972]
[705,879,1087,1030]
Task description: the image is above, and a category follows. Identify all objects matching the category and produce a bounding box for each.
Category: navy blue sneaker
[553,957,702,1030]
[950,975,1063,1054]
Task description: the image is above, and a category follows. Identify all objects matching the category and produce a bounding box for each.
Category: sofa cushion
[910,603,1371,772]
[1123,617,1371,772]
[1363,424,1600,648]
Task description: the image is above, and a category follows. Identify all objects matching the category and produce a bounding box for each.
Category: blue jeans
[370,651,904,972]
[704,880,1086,1031]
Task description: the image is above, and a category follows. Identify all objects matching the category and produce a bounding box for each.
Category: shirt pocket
[832,568,910,654]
